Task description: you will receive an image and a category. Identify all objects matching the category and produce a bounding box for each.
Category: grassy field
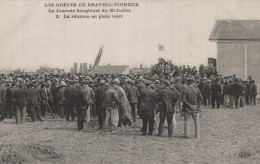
[0,105,259,164]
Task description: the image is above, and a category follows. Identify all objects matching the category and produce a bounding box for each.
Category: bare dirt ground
[0,105,259,164]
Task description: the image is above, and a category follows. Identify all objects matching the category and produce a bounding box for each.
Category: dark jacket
[95,84,108,108]
[126,85,140,104]
[14,88,29,106]
[28,88,41,105]
[175,83,185,100]
[0,86,7,105]
[183,85,203,112]
[57,86,66,104]
[230,82,244,96]
[139,86,156,111]
[250,83,257,96]
[211,82,222,97]
[39,88,51,105]
[64,86,76,103]
[158,87,178,113]
[102,88,120,109]
[6,86,18,104]
[82,86,95,105]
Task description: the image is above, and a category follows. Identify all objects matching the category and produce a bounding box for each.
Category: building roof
[90,65,129,74]
[36,67,65,74]
[209,20,260,41]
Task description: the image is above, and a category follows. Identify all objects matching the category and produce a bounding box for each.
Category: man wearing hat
[112,79,133,127]
[95,80,108,130]
[157,80,178,137]
[250,80,257,105]
[126,80,140,122]
[27,83,43,122]
[81,80,95,123]
[138,80,157,136]
[13,82,29,124]
[211,78,222,109]
[0,80,7,121]
[6,81,18,119]
[102,83,121,132]
[55,81,67,118]
[182,77,203,138]
[64,80,76,121]
[230,78,244,109]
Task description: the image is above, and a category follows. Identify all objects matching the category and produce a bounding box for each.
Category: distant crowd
[0,58,258,138]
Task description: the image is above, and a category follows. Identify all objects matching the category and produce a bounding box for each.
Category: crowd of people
[0,59,258,138]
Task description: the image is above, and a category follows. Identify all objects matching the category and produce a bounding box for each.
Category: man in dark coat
[64,80,76,121]
[174,78,185,112]
[27,83,43,122]
[74,83,85,131]
[0,81,7,121]
[6,81,18,119]
[13,82,29,124]
[95,80,108,130]
[182,77,203,138]
[250,80,257,105]
[157,80,178,137]
[126,80,140,122]
[138,80,157,136]
[230,78,244,109]
[211,79,222,109]
[39,83,51,118]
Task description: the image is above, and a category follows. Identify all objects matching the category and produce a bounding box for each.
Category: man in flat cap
[112,79,133,127]
[0,80,7,121]
[138,80,157,136]
[157,80,178,137]
[95,80,108,130]
[182,77,203,138]
[6,81,18,119]
[126,80,140,123]
[64,80,76,121]
[13,82,29,124]
[82,80,95,123]
[250,80,257,105]
[102,83,121,133]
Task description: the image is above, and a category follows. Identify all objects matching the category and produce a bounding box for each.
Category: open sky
[0,0,260,71]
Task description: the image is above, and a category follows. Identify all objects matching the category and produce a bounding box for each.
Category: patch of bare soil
[0,105,259,163]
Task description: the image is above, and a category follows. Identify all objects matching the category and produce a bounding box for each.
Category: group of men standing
[198,76,257,109]
[0,72,257,139]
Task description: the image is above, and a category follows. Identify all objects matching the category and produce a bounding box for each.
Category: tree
[79,63,83,73]
[83,63,88,74]
[89,64,93,70]
[73,62,78,73]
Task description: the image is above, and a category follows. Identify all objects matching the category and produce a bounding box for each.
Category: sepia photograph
[0,0,259,163]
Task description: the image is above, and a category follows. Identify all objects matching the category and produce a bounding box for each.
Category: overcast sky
[1,0,260,71]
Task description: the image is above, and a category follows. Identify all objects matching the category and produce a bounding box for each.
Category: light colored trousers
[154,113,176,131]
[229,95,234,108]
[184,112,200,138]
[224,95,229,107]
[86,105,91,122]
[105,107,119,132]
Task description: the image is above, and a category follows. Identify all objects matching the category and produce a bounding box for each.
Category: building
[209,20,260,87]
[36,67,65,75]
[90,65,130,75]
[129,68,151,75]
